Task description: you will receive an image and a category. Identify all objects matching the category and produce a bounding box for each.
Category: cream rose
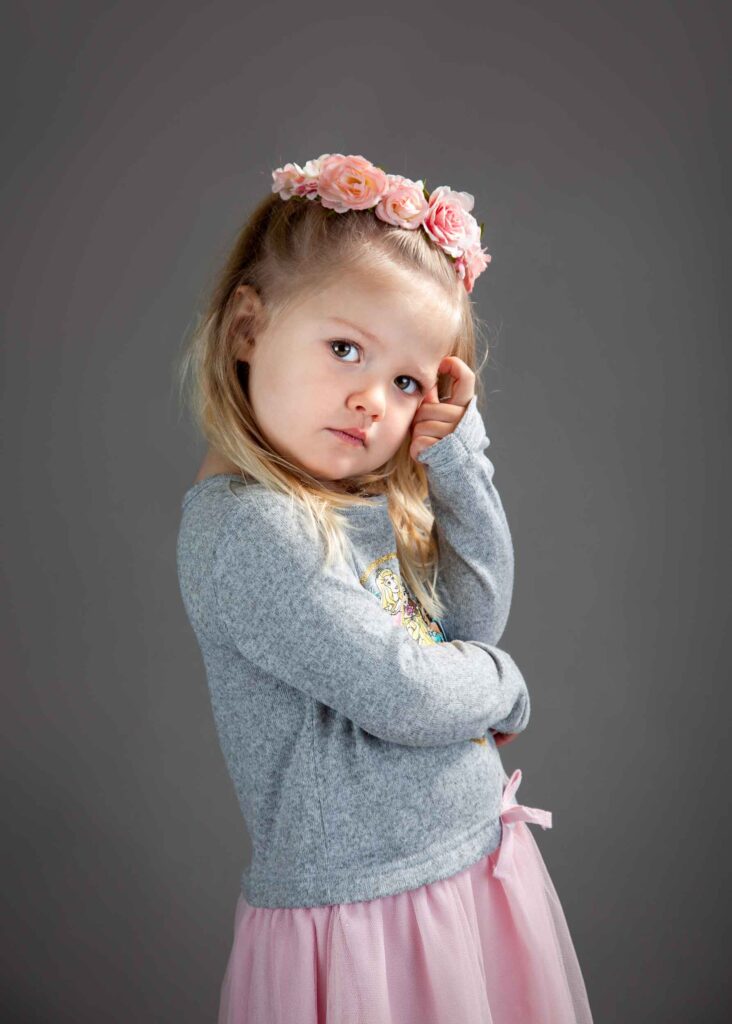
[316,154,388,213]
[374,175,429,229]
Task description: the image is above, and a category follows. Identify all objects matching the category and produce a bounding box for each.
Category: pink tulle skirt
[218,769,594,1024]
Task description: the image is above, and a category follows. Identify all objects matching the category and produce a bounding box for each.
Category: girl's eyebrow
[328,316,382,346]
[326,316,433,382]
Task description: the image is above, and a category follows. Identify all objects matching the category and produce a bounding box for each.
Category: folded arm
[213,496,530,748]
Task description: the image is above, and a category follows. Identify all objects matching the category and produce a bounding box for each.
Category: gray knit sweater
[176,395,530,908]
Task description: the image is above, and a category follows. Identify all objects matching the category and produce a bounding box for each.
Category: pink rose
[422,185,477,258]
[454,242,492,293]
[374,174,429,229]
[316,154,388,213]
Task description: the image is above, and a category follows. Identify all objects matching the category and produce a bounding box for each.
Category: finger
[412,419,454,442]
[412,402,469,426]
[411,421,452,446]
[409,437,439,460]
[437,355,475,408]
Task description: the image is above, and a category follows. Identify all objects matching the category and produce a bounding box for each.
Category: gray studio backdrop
[2,2,729,1021]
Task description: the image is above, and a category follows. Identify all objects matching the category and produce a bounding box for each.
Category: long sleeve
[212,497,530,748]
[416,395,515,648]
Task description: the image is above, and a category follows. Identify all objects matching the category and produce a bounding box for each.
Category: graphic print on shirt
[359,551,488,746]
[359,551,446,645]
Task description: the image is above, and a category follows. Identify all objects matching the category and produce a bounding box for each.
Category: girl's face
[236,266,460,487]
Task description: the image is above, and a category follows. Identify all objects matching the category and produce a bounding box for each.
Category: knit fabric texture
[176,395,530,908]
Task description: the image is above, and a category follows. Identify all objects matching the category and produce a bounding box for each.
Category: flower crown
[271,153,492,294]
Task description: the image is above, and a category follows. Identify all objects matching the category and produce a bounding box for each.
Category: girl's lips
[328,428,365,447]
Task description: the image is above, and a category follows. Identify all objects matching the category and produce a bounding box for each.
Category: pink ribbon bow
[492,768,553,881]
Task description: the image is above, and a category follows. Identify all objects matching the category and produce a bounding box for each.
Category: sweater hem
[240,814,503,909]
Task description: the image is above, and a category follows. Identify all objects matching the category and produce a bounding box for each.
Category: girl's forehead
[299,271,461,347]
[312,264,446,305]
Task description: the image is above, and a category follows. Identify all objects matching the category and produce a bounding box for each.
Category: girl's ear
[231,284,264,361]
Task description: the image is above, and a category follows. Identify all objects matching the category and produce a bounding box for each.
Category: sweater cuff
[415,395,490,471]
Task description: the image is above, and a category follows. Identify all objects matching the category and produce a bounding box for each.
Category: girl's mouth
[327,429,365,447]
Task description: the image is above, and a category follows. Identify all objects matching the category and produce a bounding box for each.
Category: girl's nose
[350,386,386,418]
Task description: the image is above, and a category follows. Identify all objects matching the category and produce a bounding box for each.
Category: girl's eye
[329,340,424,396]
[329,340,360,363]
[394,374,422,396]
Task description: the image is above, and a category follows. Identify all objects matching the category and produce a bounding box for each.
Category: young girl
[176,153,594,1024]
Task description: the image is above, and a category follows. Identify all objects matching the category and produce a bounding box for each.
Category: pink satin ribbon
[492,768,553,881]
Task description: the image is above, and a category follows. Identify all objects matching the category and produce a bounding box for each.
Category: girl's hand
[409,356,476,462]
[491,730,520,748]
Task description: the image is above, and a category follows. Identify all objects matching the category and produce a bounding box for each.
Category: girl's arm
[416,394,514,646]
[211,497,530,748]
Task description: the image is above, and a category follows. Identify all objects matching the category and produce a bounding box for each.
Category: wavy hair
[175,192,492,623]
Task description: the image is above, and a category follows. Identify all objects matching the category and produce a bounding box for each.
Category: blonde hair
[175,192,493,623]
